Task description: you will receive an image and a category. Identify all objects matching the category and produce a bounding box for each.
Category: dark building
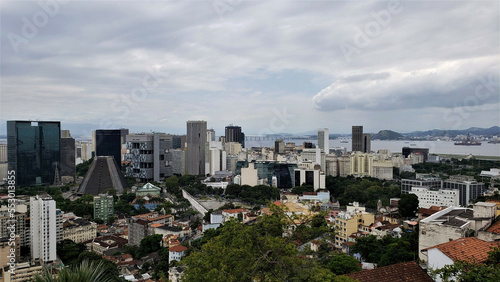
[275,139,285,154]
[303,142,313,149]
[95,129,122,168]
[352,126,371,153]
[60,134,76,181]
[402,147,430,162]
[352,126,363,152]
[186,121,207,175]
[119,129,129,145]
[7,121,61,187]
[225,126,243,143]
[363,134,371,153]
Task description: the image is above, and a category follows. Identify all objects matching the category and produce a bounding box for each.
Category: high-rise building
[318,128,329,155]
[60,130,76,182]
[352,126,363,152]
[94,194,115,224]
[30,195,57,263]
[95,129,123,168]
[0,144,7,185]
[275,139,285,155]
[80,142,93,161]
[352,126,371,153]
[186,121,207,175]
[125,133,176,181]
[363,134,371,153]
[7,121,61,187]
[225,125,242,143]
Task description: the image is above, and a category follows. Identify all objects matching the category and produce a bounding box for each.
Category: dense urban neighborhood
[0,123,499,281]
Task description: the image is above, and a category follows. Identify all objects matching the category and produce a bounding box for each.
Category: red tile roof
[169,245,188,252]
[418,206,447,217]
[487,219,500,234]
[345,261,433,282]
[223,208,248,214]
[424,237,500,263]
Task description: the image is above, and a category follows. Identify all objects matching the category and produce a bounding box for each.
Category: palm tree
[33,260,113,282]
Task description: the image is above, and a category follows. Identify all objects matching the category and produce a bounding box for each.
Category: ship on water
[454,134,481,146]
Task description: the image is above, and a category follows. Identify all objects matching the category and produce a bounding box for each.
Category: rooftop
[486,219,500,234]
[421,206,474,227]
[344,261,433,282]
[424,237,500,263]
[169,245,188,252]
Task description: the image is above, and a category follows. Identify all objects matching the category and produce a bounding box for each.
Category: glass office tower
[95,129,122,168]
[7,121,61,187]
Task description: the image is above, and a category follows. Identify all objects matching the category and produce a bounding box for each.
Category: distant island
[371,130,404,140]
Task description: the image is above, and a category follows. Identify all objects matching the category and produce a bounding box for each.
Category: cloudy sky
[1,0,498,138]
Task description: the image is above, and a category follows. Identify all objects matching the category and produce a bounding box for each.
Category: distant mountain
[372,130,404,140]
[404,126,500,138]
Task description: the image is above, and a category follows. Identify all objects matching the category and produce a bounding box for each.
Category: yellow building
[2,262,43,282]
[0,237,20,270]
[334,211,375,251]
[63,219,97,243]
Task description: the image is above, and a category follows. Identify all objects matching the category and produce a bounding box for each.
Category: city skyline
[1,1,499,138]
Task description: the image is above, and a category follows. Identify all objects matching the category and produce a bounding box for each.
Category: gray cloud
[0,0,498,135]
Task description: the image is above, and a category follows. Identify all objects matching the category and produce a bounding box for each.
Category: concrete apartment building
[0,206,29,247]
[334,209,375,251]
[410,187,460,208]
[30,195,57,263]
[94,194,115,224]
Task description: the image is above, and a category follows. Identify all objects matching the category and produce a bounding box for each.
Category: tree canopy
[398,193,419,218]
[182,205,355,282]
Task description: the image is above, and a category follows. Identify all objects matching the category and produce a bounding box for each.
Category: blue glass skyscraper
[7,121,61,187]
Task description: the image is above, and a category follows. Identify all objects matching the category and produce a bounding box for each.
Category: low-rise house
[85,235,128,255]
[169,245,188,262]
[369,222,402,239]
[202,211,223,232]
[423,237,500,282]
[222,208,249,222]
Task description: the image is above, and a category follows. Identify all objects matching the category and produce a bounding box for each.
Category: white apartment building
[30,195,57,263]
[410,187,459,208]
